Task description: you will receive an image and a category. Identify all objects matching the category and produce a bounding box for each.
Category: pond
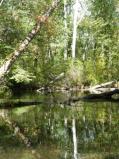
[0,91,119,159]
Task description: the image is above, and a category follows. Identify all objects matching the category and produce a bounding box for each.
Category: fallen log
[89,80,118,94]
[1,90,119,109]
[90,80,116,90]
[63,86,119,103]
[37,72,65,92]
[49,72,65,84]
[1,87,119,109]
[82,89,119,100]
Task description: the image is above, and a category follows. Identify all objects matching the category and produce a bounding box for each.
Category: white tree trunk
[64,118,68,159]
[71,0,89,59]
[72,118,78,159]
[0,0,60,79]
[0,0,4,6]
[71,0,79,59]
[64,0,68,59]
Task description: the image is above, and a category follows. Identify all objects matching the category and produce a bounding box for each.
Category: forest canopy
[0,0,119,90]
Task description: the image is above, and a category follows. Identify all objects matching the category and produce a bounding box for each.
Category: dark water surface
[0,91,119,159]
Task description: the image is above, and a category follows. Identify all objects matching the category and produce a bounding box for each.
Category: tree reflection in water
[0,93,119,159]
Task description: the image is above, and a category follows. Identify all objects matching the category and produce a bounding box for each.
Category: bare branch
[0,0,4,6]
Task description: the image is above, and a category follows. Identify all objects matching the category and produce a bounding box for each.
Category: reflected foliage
[0,92,119,158]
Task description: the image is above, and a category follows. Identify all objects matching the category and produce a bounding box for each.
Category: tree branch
[0,0,4,6]
[0,0,61,79]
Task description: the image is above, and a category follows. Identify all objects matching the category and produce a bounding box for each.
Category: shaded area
[0,92,119,158]
[0,90,119,109]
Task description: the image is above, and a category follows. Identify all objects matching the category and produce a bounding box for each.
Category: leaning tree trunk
[0,0,60,80]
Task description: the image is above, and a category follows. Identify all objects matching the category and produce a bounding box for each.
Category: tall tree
[0,0,61,80]
[71,0,88,59]
[71,0,78,59]
[91,0,118,80]
[64,0,68,59]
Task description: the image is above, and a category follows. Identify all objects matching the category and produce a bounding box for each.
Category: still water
[0,91,119,159]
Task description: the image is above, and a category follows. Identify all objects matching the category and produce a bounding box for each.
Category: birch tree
[72,118,78,159]
[0,0,4,6]
[71,0,79,59]
[64,0,68,59]
[71,0,88,59]
[0,0,61,80]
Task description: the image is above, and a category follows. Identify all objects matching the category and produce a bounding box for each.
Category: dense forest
[1,1,119,159]
[0,0,119,94]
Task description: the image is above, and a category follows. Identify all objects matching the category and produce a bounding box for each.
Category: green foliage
[9,67,35,84]
[0,85,12,98]
[0,0,119,88]
[65,59,84,86]
[76,0,119,84]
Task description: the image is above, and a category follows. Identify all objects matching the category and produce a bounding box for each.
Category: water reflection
[0,92,119,159]
[72,119,78,159]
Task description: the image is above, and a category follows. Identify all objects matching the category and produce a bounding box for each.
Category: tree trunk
[83,89,119,100]
[90,80,116,90]
[72,119,78,159]
[71,0,87,59]
[64,0,68,59]
[0,110,41,158]
[0,0,60,79]
[71,0,78,59]
[0,0,4,6]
